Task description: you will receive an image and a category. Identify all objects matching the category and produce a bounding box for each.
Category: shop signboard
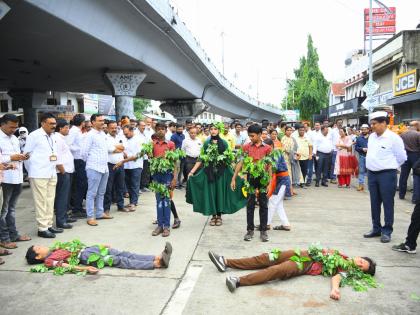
[83,94,99,114]
[329,99,359,118]
[364,7,396,37]
[394,69,419,96]
[281,110,300,121]
[362,90,393,110]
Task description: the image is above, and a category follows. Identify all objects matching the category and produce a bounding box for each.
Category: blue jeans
[399,151,420,203]
[329,151,337,180]
[368,169,397,236]
[104,163,125,211]
[86,169,109,219]
[125,168,142,205]
[0,183,22,242]
[153,172,173,228]
[54,173,72,226]
[306,158,314,183]
[73,159,88,213]
[358,155,367,184]
[79,246,155,270]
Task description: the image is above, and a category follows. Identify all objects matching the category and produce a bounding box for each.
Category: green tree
[282,35,329,120]
[133,97,151,120]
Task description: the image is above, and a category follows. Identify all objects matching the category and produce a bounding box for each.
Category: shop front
[387,69,420,123]
[328,97,366,127]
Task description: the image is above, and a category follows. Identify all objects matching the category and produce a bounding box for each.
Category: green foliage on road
[308,243,379,292]
[282,35,329,120]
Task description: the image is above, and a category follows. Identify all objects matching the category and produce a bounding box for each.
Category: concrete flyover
[0,0,282,123]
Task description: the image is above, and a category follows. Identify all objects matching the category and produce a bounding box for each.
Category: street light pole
[367,0,392,112]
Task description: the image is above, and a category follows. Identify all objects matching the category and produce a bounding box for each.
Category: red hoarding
[364,7,396,36]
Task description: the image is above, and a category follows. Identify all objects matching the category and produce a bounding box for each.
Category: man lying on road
[209,246,376,300]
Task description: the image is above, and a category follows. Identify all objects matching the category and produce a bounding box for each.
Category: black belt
[186,156,198,159]
[317,151,332,154]
[368,169,396,174]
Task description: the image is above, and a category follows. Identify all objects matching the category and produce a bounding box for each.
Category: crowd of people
[0,111,418,277]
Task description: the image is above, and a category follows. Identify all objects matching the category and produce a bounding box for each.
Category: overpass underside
[0,0,280,126]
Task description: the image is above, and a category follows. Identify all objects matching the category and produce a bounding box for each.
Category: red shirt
[153,139,175,157]
[242,142,272,161]
[44,249,72,268]
[306,250,349,276]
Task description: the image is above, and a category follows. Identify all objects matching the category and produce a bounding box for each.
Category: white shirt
[67,126,85,160]
[81,129,109,173]
[165,130,173,141]
[56,133,75,173]
[366,129,407,171]
[0,129,23,184]
[144,127,154,140]
[24,128,58,179]
[124,135,144,169]
[330,128,340,152]
[181,137,202,158]
[313,132,333,154]
[107,133,125,165]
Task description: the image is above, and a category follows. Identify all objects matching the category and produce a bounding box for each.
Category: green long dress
[186,140,247,216]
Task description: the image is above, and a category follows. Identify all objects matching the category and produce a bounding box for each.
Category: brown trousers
[225,250,312,286]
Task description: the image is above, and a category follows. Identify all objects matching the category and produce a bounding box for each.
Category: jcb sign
[394,69,419,96]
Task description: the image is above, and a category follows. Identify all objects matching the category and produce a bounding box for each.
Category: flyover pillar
[160,99,208,123]
[8,89,46,131]
[105,72,146,120]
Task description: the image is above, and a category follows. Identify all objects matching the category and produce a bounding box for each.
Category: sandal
[0,242,17,249]
[209,217,217,226]
[215,217,223,226]
[0,248,12,256]
[273,225,291,231]
[152,220,158,225]
[13,235,31,242]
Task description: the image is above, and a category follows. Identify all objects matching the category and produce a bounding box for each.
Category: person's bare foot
[154,256,162,268]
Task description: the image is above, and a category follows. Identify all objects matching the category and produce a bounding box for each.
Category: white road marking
[163,264,203,315]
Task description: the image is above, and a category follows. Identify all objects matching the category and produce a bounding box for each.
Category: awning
[387,92,420,105]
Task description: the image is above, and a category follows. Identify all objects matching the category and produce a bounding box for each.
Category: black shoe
[57,223,73,229]
[226,276,239,293]
[399,196,405,200]
[392,243,416,254]
[260,231,269,242]
[305,182,311,187]
[208,251,227,272]
[244,230,254,241]
[66,218,78,223]
[321,182,328,187]
[48,227,63,234]
[363,230,381,238]
[315,182,320,187]
[161,242,173,268]
[72,211,86,218]
[380,234,391,243]
[38,230,56,238]
[299,184,305,188]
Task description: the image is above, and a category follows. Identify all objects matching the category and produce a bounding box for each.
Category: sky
[169,0,420,105]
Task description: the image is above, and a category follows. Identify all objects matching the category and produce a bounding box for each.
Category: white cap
[361,124,369,128]
[369,111,387,121]
[18,127,28,133]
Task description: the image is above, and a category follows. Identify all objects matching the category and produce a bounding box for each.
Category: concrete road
[1,182,419,315]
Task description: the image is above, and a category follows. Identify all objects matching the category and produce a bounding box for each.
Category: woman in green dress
[186,124,246,226]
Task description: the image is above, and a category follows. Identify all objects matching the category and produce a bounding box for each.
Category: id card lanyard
[45,135,57,161]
